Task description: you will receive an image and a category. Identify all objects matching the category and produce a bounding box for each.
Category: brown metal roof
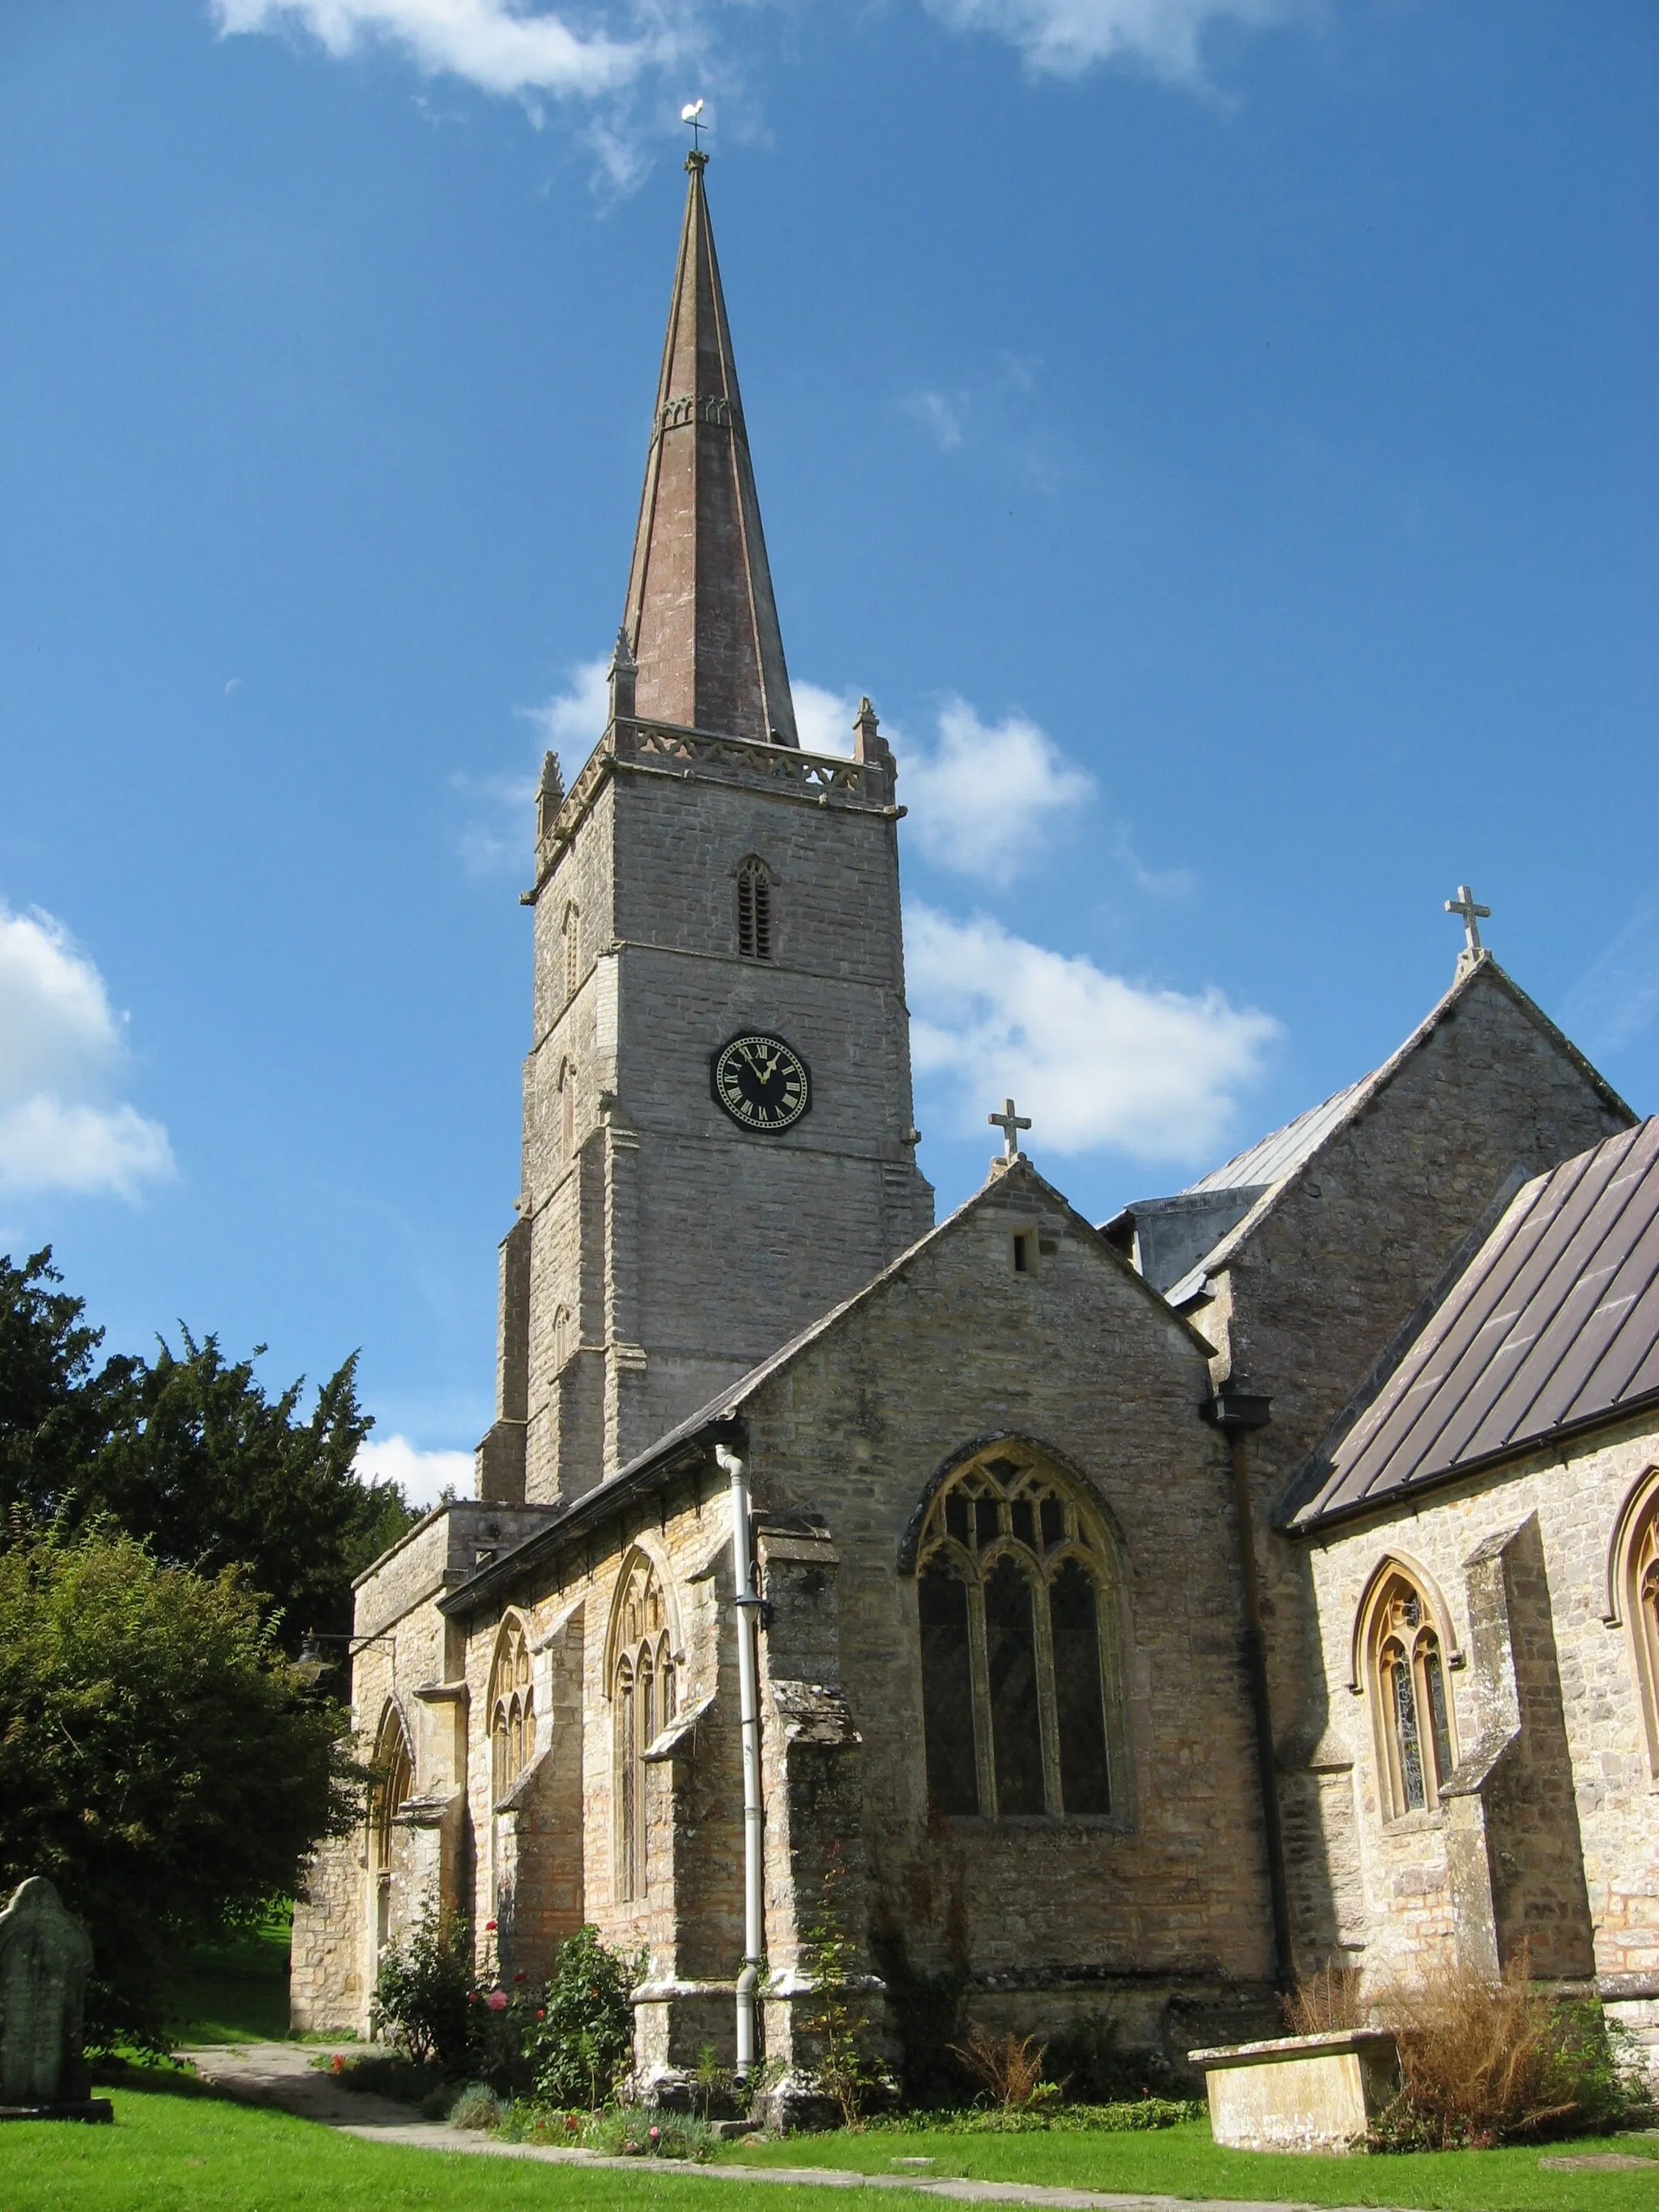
[1290,1117,1659,1530]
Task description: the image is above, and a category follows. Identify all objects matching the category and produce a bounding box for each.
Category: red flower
[565,2113,578,2131]
[485,1988,509,2013]
[484,1919,497,1932]
[536,2009,546,2020]
[649,2126,661,2143]
[514,1971,527,1984]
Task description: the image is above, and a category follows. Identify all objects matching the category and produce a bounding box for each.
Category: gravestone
[0,1877,113,2121]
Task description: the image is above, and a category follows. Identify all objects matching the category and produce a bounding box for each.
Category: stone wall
[511,740,932,1508]
[1299,1414,1659,2064]
[1189,963,1629,1974]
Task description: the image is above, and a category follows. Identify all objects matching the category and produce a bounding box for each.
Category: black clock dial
[711,1033,812,1132]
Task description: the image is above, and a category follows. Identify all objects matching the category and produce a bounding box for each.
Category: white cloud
[791,681,859,758]
[457,656,610,875]
[523,655,612,755]
[907,903,1277,1163]
[1561,888,1659,1057]
[356,1432,476,1508]
[923,0,1294,79]
[212,0,655,100]
[901,388,969,451]
[0,903,174,1200]
[902,698,1094,885]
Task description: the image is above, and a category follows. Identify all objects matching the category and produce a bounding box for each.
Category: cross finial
[680,98,706,163]
[989,1097,1032,1163]
[1444,883,1491,964]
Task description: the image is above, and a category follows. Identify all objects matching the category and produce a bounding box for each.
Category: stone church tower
[477,152,933,1508]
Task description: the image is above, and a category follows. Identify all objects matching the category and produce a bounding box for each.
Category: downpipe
[716,1438,766,2075]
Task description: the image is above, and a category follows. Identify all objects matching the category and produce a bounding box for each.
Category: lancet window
[914,1447,1122,1821]
[489,1615,535,1805]
[610,1554,676,1903]
[559,1060,576,1159]
[371,1703,414,1955]
[736,858,774,962]
[1365,1568,1455,1819]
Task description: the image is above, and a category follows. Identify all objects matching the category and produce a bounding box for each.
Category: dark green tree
[0,1519,365,2046]
[0,1248,417,1646]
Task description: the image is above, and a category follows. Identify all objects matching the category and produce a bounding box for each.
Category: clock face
[711,1033,812,1132]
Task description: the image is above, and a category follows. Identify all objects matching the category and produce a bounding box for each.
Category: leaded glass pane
[1051,1560,1111,1815]
[984,1558,1045,1815]
[919,1566,979,1814]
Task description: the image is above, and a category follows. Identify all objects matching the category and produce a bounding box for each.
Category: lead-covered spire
[621,151,798,747]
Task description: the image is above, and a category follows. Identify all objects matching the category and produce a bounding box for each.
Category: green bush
[371,1906,476,2072]
[0,1519,360,2049]
[525,1925,643,2109]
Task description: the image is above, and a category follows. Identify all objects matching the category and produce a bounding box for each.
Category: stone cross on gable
[989,1098,1032,1162]
[1445,883,1491,960]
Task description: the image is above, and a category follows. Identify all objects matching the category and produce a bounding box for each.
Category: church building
[290,153,1659,2094]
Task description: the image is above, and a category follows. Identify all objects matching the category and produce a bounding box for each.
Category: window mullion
[1032,1568,1063,1816]
[967,1575,996,1818]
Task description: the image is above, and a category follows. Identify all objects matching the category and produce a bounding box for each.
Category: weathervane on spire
[680,98,707,164]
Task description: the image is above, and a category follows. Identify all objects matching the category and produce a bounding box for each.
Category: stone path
[180,2042,1440,2212]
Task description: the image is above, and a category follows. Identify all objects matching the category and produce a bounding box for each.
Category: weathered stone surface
[1191,2030,1401,2154]
[0,1877,105,2118]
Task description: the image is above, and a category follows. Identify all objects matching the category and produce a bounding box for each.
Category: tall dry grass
[1282,1945,1653,2150]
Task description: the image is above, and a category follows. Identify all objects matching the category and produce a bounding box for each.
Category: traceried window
[371,1703,414,1956]
[610,1555,676,1902]
[1365,1570,1455,1819]
[736,858,774,962]
[914,1447,1122,1821]
[489,1616,535,1805]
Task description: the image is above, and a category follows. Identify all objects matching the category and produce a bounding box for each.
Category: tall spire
[621,152,799,747]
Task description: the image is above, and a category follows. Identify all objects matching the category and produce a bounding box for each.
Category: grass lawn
[164,1912,295,2045]
[719,2116,1659,2210]
[0,2073,832,2212]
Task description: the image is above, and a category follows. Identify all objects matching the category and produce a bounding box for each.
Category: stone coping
[1188,2031,1399,2069]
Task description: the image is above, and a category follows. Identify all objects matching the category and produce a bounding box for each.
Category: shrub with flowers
[523,1924,646,2108]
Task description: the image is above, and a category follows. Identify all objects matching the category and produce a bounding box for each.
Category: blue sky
[2,0,1655,1502]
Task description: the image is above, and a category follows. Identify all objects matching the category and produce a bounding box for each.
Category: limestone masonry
[291,154,1659,2101]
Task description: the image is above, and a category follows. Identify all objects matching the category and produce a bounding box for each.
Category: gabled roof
[1288,1117,1659,1532]
[444,1156,1207,1616]
[1111,957,1631,1310]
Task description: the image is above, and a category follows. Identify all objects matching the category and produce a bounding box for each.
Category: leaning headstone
[0,1877,113,2122]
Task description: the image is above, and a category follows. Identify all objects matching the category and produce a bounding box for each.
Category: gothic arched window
[1614,1472,1659,1778]
[609,1554,675,1902]
[736,857,774,962]
[489,1615,535,1805]
[914,1447,1123,1821]
[552,1304,573,1372]
[371,1703,414,1956]
[1363,1568,1455,1819]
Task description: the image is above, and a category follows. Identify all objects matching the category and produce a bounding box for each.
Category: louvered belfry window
[736,859,773,961]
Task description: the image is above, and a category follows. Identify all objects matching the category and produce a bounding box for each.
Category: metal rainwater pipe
[716,1437,766,2074]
